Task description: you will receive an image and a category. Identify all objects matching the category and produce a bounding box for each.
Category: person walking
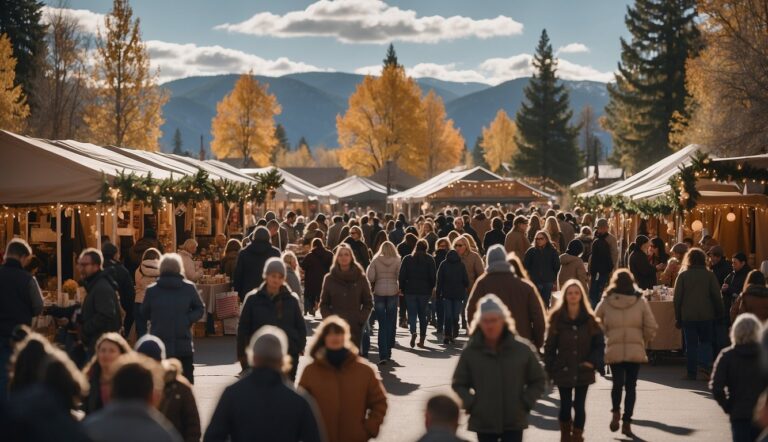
[504,216,530,259]
[399,240,437,349]
[204,326,324,442]
[237,258,306,380]
[344,226,371,270]
[432,238,451,334]
[545,216,566,253]
[366,241,401,364]
[436,248,469,344]
[327,216,345,249]
[558,240,589,291]
[595,269,658,438]
[82,332,133,415]
[233,227,281,302]
[299,316,388,442]
[731,270,768,322]
[544,280,604,442]
[0,238,44,393]
[467,245,546,350]
[301,238,334,316]
[576,227,593,263]
[588,219,616,307]
[673,248,725,380]
[320,244,373,352]
[134,248,161,338]
[710,314,766,442]
[417,395,467,442]
[282,251,303,305]
[452,294,546,442]
[102,242,136,340]
[523,231,560,308]
[79,248,122,356]
[483,217,506,253]
[629,235,656,290]
[141,253,206,384]
[454,236,484,330]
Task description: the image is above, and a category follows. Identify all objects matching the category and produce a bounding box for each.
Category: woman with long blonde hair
[545,216,566,252]
[367,241,401,363]
[453,235,485,331]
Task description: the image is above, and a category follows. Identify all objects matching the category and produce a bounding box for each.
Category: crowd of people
[1,204,768,441]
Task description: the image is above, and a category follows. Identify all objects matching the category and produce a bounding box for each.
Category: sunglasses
[535,237,545,241]
[455,244,465,247]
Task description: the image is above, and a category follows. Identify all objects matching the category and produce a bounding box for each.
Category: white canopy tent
[241,167,336,204]
[321,175,387,203]
[388,166,505,204]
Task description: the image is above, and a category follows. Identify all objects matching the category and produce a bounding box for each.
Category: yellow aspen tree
[0,34,29,132]
[422,90,464,178]
[85,0,167,150]
[277,143,315,167]
[210,72,281,167]
[481,109,518,173]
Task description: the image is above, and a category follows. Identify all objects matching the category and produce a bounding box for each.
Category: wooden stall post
[56,203,62,298]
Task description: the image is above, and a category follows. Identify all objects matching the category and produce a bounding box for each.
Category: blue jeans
[134,303,148,337]
[374,296,398,360]
[405,295,429,336]
[731,418,760,442]
[683,320,714,376]
[610,362,639,421]
[589,272,610,308]
[535,282,554,308]
[443,298,463,338]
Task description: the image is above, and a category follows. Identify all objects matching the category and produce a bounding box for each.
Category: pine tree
[513,29,581,184]
[603,0,700,172]
[172,128,183,154]
[296,136,309,151]
[0,33,29,131]
[471,136,488,169]
[0,0,46,100]
[383,43,399,68]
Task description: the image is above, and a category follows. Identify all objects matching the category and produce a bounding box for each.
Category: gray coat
[142,274,205,358]
[84,400,182,442]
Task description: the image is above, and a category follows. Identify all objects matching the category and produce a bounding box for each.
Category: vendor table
[197,282,232,334]
[647,300,682,351]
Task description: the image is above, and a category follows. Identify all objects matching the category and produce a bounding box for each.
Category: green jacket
[452,330,546,433]
[673,265,725,323]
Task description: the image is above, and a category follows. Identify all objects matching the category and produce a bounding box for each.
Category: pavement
[192,316,731,441]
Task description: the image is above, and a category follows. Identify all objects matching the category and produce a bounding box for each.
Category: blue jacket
[142,273,205,357]
[436,251,469,300]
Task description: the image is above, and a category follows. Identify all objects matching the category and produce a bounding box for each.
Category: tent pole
[56,203,62,300]
[112,201,118,244]
[191,203,196,240]
[171,203,177,250]
[96,203,102,250]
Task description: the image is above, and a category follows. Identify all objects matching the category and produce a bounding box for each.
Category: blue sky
[45,0,632,84]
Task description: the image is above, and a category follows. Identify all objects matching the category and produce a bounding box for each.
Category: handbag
[215,291,240,319]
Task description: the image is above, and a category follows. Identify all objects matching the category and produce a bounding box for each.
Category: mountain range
[159,72,611,158]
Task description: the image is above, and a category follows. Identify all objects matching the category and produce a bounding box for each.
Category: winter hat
[135,335,166,361]
[247,325,288,365]
[101,242,119,260]
[478,294,505,319]
[253,226,271,242]
[595,218,609,229]
[263,257,286,278]
[485,244,511,273]
[566,239,584,257]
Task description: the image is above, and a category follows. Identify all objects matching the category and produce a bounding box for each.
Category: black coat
[203,367,324,442]
[397,242,414,260]
[343,237,371,270]
[712,259,733,286]
[398,253,436,296]
[142,274,205,358]
[237,285,306,359]
[711,343,767,420]
[723,265,752,311]
[388,228,405,246]
[233,240,281,301]
[523,245,560,285]
[436,251,469,300]
[544,311,604,387]
[482,228,506,253]
[0,259,43,339]
[433,248,448,271]
[589,233,614,276]
[80,271,122,349]
[104,259,136,310]
[301,247,333,299]
[629,249,656,290]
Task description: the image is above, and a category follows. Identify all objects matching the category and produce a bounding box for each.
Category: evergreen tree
[513,29,581,184]
[383,43,399,68]
[0,0,46,99]
[603,0,700,172]
[271,123,290,163]
[172,128,183,154]
[472,136,488,169]
[296,136,309,151]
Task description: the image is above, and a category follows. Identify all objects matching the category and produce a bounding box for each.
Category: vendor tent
[241,167,335,204]
[163,153,254,184]
[321,176,387,203]
[53,140,175,180]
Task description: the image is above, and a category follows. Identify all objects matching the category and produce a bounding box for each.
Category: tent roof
[321,176,387,201]
[100,145,195,176]
[162,153,253,184]
[711,153,768,169]
[53,140,175,180]
[388,166,507,203]
[241,167,335,203]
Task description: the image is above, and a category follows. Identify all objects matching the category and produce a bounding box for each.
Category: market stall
[241,166,336,217]
[321,175,388,211]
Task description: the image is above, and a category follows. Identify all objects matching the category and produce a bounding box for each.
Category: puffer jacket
[595,289,658,364]
[320,266,373,346]
[366,255,401,297]
[398,253,437,296]
[710,342,767,420]
[731,284,768,322]
[544,310,604,388]
[237,284,306,359]
[160,359,201,442]
[557,253,589,291]
[436,251,469,300]
[135,259,160,304]
[178,250,201,283]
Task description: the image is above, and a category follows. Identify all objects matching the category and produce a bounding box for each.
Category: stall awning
[54,140,175,180]
[241,167,336,203]
[321,175,387,202]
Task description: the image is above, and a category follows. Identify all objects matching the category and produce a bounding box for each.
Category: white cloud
[353,65,382,76]
[214,0,523,44]
[408,63,488,83]
[41,5,104,34]
[557,43,590,54]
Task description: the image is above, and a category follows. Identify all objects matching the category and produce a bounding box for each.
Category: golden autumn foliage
[0,34,29,132]
[481,109,517,173]
[85,0,167,150]
[422,90,464,178]
[337,64,426,177]
[211,72,281,168]
[276,144,315,167]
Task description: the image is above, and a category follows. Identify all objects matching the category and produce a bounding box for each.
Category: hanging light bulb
[726,208,736,222]
[691,220,703,232]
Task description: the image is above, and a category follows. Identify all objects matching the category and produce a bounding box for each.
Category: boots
[609,410,621,432]
[571,428,584,442]
[410,333,417,348]
[558,420,572,442]
[622,420,634,438]
[417,335,426,348]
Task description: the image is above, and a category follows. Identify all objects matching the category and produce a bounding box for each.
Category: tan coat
[558,254,589,291]
[471,217,492,245]
[299,351,388,442]
[134,259,160,303]
[595,290,658,364]
[459,250,485,292]
[504,229,530,259]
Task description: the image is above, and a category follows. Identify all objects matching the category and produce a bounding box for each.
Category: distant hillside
[159,72,611,158]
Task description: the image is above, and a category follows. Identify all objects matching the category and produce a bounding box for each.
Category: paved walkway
[192,317,731,441]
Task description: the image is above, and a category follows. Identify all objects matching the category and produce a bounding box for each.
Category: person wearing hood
[237,258,306,380]
[301,238,334,316]
[673,248,724,380]
[219,239,242,280]
[299,316,388,442]
[128,229,163,274]
[399,240,437,349]
[452,295,546,442]
[178,239,202,283]
[629,235,656,290]
[134,248,161,338]
[233,226,281,302]
[367,241,401,364]
[595,269,658,438]
[136,335,201,442]
[79,248,122,355]
[558,240,589,292]
[467,245,546,349]
[142,253,205,384]
[436,246,469,345]
[731,270,768,323]
[710,313,766,442]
